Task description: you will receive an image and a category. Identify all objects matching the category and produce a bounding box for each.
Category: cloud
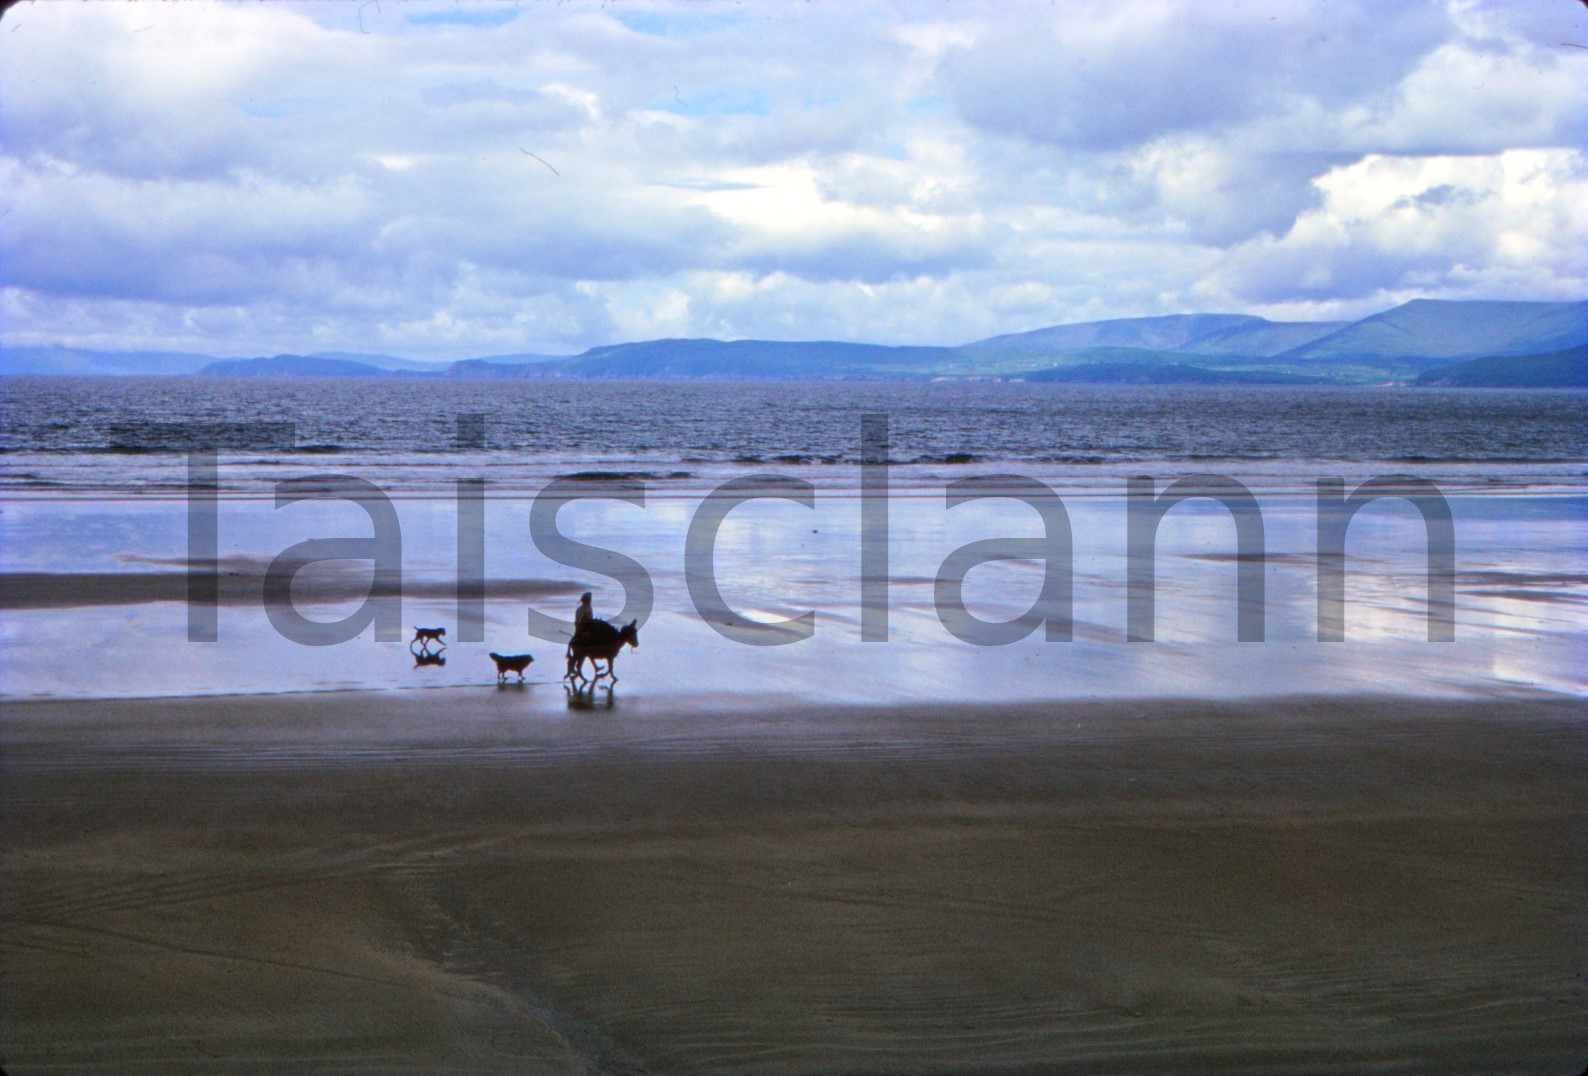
[1200,150,1588,308]
[932,0,1586,248]
[0,0,1583,357]
[935,2,1452,151]
[1336,37,1588,155]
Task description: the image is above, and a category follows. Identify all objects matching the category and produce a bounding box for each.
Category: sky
[1,0,1585,360]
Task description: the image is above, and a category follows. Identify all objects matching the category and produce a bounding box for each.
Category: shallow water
[1,484,1582,702]
[4,380,1583,701]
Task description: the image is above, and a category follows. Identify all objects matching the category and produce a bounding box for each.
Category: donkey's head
[620,619,639,649]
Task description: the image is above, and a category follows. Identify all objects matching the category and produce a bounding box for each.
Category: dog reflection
[412,648,446,669]
[410,629,447,671]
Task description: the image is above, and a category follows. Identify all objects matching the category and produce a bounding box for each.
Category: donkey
[566,618,639,685]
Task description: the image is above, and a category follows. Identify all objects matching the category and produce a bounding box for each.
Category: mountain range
[3,299,1585,386]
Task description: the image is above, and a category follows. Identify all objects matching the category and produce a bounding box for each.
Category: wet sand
[0,566,583,610]
[3,690,1585,1073]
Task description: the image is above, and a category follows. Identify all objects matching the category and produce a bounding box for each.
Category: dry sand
[2,690,1585,1073]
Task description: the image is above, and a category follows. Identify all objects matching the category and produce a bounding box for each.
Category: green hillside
[200,355,398,377]
[10,298,1587,385]
[1412,345,1588,388]
[967,313,1262,352]
[532,339,961,379]
[1281,299,1588,362]
[1171,320,1347,357]
[1023,362,1321,385]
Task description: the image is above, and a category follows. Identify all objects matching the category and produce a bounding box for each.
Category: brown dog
[488,652,534,682]
[412,626,446,647]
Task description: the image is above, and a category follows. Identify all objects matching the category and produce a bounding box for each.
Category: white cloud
[935,1,1452,151]
[1201,150,1588,309]
[0,0,1583,358]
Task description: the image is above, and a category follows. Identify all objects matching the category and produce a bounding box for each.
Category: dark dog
[489,652,534,682]
[412,626,446,647]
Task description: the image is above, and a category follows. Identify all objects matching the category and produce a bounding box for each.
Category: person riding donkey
[565,591,640,685]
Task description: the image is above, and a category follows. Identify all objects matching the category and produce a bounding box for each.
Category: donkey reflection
[564,682,616,710]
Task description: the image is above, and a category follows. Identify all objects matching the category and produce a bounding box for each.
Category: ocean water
[1,378,1584,701]
[2,377,1585,494]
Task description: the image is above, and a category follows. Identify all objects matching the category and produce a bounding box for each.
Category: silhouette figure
[573,592,593,637]
[412,626,446,647]
[489,652,534,683]
[565,618,639,685]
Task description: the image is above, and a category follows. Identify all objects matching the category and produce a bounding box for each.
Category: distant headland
[4,298,1585,387]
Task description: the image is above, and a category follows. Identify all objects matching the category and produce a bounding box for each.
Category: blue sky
[1,0,1585,360]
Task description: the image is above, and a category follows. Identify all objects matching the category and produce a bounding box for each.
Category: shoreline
[0,567,586,611]
[3,691,1585,1071]
[5,470,1588,503]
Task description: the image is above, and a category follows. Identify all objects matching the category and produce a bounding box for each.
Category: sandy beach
[2,689,1584,1073]
[2,475,1584,1071]
[4,0,1587,1068]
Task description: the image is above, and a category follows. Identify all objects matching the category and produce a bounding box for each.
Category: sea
[1,377,1585,495]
